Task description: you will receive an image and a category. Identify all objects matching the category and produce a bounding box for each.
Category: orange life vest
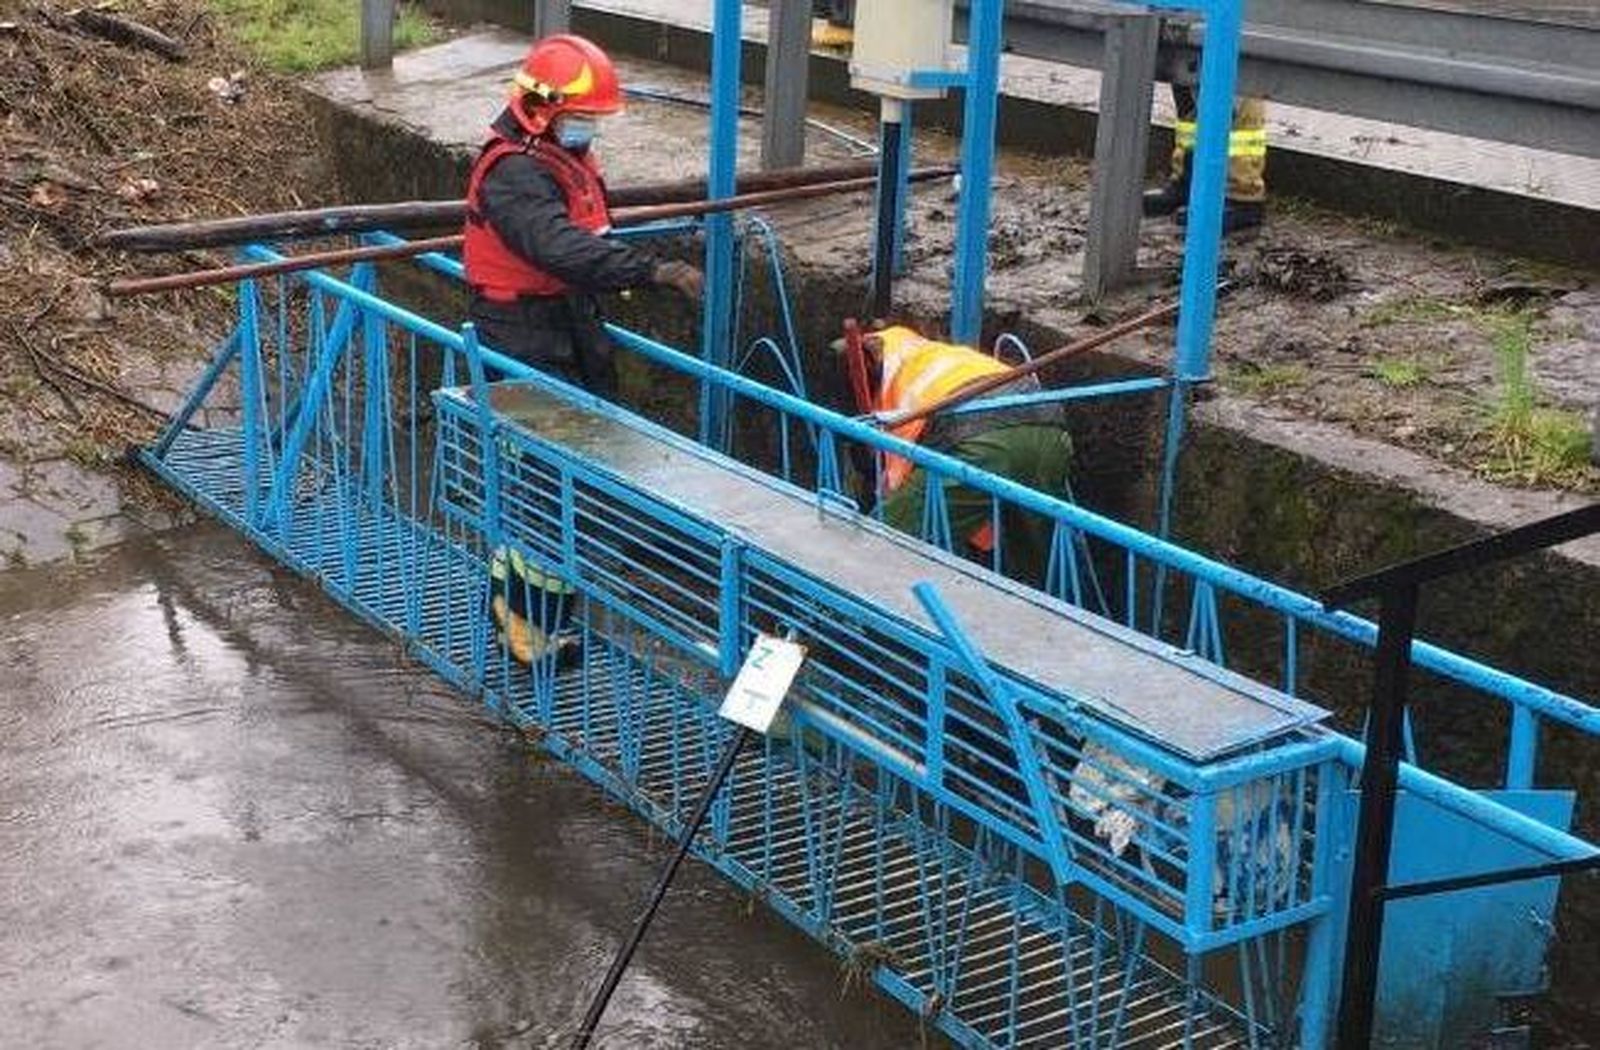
[462,135,611,302]
[874,327,1013,551]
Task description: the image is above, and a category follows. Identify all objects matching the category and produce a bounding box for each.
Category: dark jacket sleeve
[477,153,658,293]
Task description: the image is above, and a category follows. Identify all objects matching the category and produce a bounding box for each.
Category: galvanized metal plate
[486,383,1329,761]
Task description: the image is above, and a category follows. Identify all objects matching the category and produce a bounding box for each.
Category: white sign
[719,634,807,734]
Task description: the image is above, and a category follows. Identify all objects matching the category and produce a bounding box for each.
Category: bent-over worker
[854,325,1074,582]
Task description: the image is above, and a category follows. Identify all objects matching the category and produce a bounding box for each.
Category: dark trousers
[882,424,1073,583]
[467,292,619,397]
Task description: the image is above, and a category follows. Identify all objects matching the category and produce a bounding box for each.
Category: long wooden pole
[98,160,926,253]
[107,170,954,297]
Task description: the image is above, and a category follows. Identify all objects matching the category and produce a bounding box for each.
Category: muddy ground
[0,0,337,561]
[768,134,1600,495]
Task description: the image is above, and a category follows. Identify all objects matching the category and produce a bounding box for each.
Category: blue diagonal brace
[260,280,366,532]
[912,582,1076,889]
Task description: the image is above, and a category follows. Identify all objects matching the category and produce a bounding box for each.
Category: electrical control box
[848,0,954,100]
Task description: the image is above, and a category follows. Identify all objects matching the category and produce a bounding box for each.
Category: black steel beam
[1322,503,1600,610]
[1379,852,1600,903]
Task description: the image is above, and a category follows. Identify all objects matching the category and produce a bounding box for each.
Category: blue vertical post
[872,99,916,293]
[1150,0,1243,631]
[870,101,907,317]
[1297,759,1343,1050]
[1506,705,1539,788]
[698,0,742,449]
[949,0,1003,344]
[1172,1,1241,384]
[239,278,262,526]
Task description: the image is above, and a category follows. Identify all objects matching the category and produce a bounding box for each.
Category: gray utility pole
[535,0,574,39]
[1083,12,1159,300]
[762,0,813,170]
[359,0,396,69]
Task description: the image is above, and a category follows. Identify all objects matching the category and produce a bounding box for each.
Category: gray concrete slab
[486,382,1329,759]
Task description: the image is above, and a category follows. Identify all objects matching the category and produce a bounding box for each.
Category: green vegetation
[1480,311,1592,487]
[209,0,440,72]
[1226,362,1308,396]
[1360,295,1462,328]
[63,523,89,559]
[1369,356,1427,388]
[63,435,110,469]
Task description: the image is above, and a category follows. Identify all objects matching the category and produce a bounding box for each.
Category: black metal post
[571,725,753,1049]
[1335,583,1419,1050]
[1319,503,1599,1048]
[871,112,904,320]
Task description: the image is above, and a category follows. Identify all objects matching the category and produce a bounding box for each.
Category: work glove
[652,260,705,301]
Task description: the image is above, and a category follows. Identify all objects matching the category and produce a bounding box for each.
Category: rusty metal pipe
[108,169,955,297]
[874,289,1224,429]
[98,160,936,253]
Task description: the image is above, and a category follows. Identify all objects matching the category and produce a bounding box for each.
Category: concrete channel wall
[303,39,1600,1042]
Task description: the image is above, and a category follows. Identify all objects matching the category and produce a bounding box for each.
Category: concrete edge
[1194,394,1600,570]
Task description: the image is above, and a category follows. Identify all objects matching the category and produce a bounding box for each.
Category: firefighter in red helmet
[467,36,702,670]
[463,34,703,396]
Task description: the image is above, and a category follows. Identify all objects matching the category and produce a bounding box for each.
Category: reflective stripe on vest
[874,326,1011,494]
[462,136,612,302]
[490,546,576,595]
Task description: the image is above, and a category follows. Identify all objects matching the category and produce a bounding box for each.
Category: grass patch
[1360,295,1464,328]
[1479,311,1594,487]
[1369,357,1427,388]
[1226,362,1308,396]
[208,0,440,73]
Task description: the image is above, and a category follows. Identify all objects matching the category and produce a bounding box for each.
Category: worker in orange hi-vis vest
[1143,84,1267,234]
[846,325,1074,582]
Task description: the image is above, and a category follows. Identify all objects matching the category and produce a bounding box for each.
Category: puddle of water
[0,524,923,1049]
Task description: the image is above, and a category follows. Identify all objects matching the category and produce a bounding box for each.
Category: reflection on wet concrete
[0,524,923,1048]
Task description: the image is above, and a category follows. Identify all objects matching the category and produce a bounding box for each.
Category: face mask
[553,116,597,151]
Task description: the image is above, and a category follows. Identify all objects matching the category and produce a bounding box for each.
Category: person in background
[1142,83,1267,234]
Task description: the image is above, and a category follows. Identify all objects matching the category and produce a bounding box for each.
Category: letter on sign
[719,634,806,734]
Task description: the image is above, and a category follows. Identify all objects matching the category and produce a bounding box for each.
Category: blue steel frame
[139,239,1596,1049]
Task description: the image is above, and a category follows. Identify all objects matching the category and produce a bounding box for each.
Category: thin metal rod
[571,725,752,1049]
[98,161,904,252]
[1379,852,1600,902]
[109,169,956,297]
[1335,582,1419,1050]
[110,236,463,296]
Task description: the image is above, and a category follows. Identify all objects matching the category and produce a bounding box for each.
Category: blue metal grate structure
[140,238,1597,1047]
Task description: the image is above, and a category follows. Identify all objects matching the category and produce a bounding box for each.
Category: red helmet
[508,34,623,136]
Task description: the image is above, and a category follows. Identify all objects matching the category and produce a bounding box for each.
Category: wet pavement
[0,524,924,1049]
